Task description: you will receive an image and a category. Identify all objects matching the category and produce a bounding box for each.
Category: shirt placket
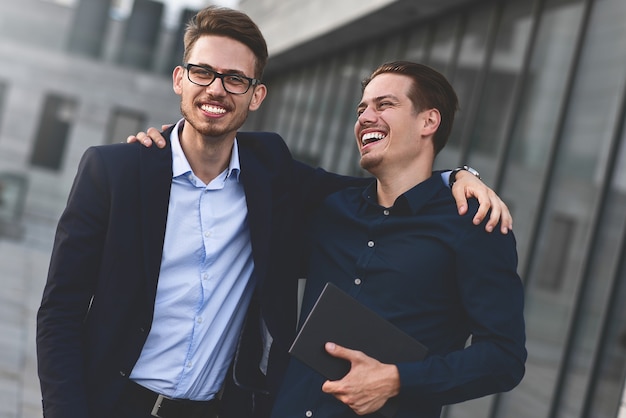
[354,206,389,294]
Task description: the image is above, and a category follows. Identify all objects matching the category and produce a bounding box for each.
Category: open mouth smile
[200,104,227,115]
[361,131,387,146]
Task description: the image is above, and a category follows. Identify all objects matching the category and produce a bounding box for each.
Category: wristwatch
[448,165,481,188]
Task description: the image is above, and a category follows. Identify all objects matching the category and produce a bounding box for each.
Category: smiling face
[354,73,440,177]
[173,35,267,143]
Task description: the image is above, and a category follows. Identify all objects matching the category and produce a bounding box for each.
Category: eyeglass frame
[182,63,261,95]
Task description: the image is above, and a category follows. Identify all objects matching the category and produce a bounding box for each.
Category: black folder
[288,282,428,417]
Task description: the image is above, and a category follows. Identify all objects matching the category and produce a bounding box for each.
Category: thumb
[325,342,356,360]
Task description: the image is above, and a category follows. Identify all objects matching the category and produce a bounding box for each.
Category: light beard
[359,153,381,174]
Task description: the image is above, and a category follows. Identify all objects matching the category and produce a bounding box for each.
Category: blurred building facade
[0,0,192,245]
[0,1,195,416]
[0,0,625,417]
[241,1,626,418]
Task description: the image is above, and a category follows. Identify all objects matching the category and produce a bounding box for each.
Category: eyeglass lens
[186,65,252,94]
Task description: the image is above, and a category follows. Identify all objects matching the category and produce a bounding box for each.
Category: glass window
[270,71,301,141]
[540,0,626,414]
[499,0,626,416]
[0,82,7,132]
[0,173,28,239]
[500,0,585,264]
[534,214,576,290]
[117,0,164,70]
[586,222,626,418]
[288,62,325,167]
[314,49,364,172]
[378,33,409,63]
[106,108,146,145]
[30,94,78,171]
[572,183,626,418]
[283,66,317,155]
[427,14,462,77]
[445,4,493,153]
[466,0,535,180]
[303,54,343,164]
[404,26,431,63]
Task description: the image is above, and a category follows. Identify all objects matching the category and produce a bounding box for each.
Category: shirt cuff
[441,170,452,189]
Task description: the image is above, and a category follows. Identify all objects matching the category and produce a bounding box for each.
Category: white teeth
[361,132,386,144]
[201,104,226,114]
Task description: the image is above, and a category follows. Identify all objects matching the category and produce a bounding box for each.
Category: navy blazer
[36,128,358,418]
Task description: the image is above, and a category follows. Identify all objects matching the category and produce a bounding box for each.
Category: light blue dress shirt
[130,119,256,401]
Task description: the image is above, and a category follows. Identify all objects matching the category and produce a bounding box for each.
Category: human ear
[422,108,441,135]
[173,66,184,95]
[248,84,267,111]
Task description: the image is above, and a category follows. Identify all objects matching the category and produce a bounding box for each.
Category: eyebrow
[357,94,400,109]
[193,63,249,77]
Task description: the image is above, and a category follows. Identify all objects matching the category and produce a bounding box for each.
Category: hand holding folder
[288,282,428,417]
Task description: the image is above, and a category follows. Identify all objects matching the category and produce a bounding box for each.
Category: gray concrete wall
[0,3,182,415]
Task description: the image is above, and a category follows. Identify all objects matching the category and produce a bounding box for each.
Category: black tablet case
[288,282,428,417]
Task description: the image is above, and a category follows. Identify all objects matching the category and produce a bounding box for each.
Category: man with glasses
[36,6,511,418]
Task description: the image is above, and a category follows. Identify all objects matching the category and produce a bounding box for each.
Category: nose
[205,77,227,96]
[357,107,376,125]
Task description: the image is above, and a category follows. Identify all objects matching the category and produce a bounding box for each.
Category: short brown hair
[183,6,268,80]
[362,61,459,154]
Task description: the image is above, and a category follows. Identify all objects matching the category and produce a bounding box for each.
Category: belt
[122,380,219,418]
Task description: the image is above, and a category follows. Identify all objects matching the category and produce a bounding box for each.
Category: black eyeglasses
[183,63,260,95]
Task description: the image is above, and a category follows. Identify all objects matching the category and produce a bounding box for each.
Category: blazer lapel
[237,133,271,289]
[139,132,174,301]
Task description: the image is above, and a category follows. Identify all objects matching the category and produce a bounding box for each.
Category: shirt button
[305,411,313,417]
[203,273,209,280]
[204,231,211,238]
[354,278,362,285]
[367,241,374,247]
[197,317,203,324]
[383,209,390,215]
[187,361,192,368]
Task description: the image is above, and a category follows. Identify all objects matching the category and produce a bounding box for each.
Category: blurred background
[0,0,625,417]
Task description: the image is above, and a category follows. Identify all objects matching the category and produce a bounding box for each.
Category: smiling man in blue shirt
[271,61,526,418]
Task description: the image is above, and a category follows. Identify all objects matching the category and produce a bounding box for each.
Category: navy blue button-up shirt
[272,174,526,418]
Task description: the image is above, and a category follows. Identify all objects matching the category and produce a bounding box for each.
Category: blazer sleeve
[36,147,112,418]
[290,159,372,208]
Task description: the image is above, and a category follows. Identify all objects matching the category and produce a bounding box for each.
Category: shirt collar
[361,174,445,215]
[170,118,242,181]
